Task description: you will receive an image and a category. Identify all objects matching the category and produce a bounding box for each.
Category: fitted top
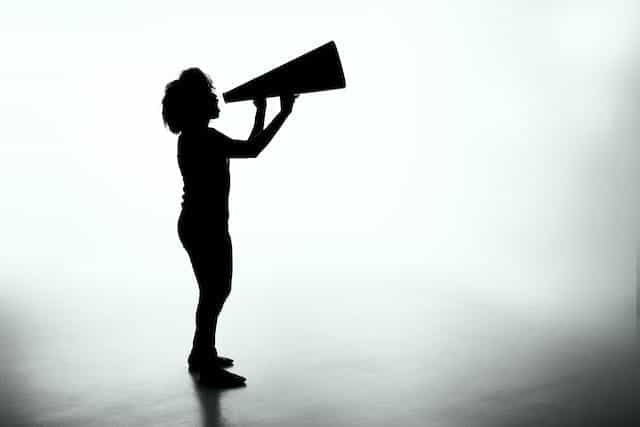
[177,128,232,222]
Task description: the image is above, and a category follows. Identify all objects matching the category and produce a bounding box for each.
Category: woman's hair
[162,68,215,134]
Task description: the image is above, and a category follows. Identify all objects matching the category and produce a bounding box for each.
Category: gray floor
[2,271,640,427]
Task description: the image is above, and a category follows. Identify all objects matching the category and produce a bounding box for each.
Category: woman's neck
[184,121,210,133]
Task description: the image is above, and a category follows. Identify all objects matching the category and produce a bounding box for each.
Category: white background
[2,0,640,346]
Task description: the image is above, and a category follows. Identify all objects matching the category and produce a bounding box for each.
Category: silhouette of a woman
[162,68,295,387]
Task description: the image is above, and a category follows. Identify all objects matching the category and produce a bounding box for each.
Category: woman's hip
[178,213,230,250]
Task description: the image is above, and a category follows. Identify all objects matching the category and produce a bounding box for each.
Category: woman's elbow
[234,146,260,158]
[229,140,260,158]
[245,141,263,158]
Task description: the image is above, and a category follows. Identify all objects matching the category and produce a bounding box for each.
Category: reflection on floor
[1,273,639,426]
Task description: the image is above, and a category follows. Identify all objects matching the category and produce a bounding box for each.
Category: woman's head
[162,68,220,134]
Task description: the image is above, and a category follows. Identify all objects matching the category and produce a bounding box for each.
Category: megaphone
[223,41,346,103]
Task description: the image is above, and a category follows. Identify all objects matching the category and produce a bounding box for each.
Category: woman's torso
[177,128,230,227]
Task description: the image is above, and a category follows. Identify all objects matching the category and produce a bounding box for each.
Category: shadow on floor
[438,337,640,427]
[0,301,39,427]
[190,372,231,427]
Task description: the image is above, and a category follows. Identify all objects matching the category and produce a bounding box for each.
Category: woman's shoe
[188,351,234,372]
[198,367,246,388]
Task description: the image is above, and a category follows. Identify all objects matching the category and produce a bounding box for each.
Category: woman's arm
[223,94,296,158]
[248,98,266,140]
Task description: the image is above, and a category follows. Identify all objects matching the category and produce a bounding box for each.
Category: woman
[162,68,295,387]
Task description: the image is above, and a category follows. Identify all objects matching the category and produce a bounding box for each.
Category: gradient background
[2,1,640,426]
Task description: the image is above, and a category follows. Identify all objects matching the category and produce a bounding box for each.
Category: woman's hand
[253,97,267,111]
[279,94,297,116]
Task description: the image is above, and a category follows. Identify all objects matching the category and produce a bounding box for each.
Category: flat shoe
[198,367,246,388]
[188,354,235,372]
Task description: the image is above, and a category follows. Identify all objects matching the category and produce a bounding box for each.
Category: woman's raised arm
[221,94,296,158]
[248,98,266,140]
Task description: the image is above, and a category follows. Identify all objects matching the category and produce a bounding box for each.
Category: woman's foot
[188,351,234,372]
[198,367,246,388]
[214,356,234,368]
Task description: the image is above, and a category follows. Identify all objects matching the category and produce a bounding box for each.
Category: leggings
[178,210,232,354]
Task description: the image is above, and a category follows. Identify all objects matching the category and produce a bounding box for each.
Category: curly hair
[162,68,216,134]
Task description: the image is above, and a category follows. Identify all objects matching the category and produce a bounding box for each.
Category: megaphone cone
[223,41,346,103]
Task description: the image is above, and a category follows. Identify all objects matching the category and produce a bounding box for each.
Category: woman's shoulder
[178,128,230,157]
[177,130,203,156]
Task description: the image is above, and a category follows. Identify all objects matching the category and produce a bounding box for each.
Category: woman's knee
[221,281,231,299]
[199,282,231,303]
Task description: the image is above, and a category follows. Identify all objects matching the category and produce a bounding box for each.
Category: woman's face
[208,91,220,119]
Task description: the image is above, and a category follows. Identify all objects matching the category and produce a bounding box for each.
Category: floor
[2,268,640,427]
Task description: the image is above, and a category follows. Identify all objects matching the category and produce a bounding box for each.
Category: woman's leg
[186,232,233,360]
[210,233,232,353]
